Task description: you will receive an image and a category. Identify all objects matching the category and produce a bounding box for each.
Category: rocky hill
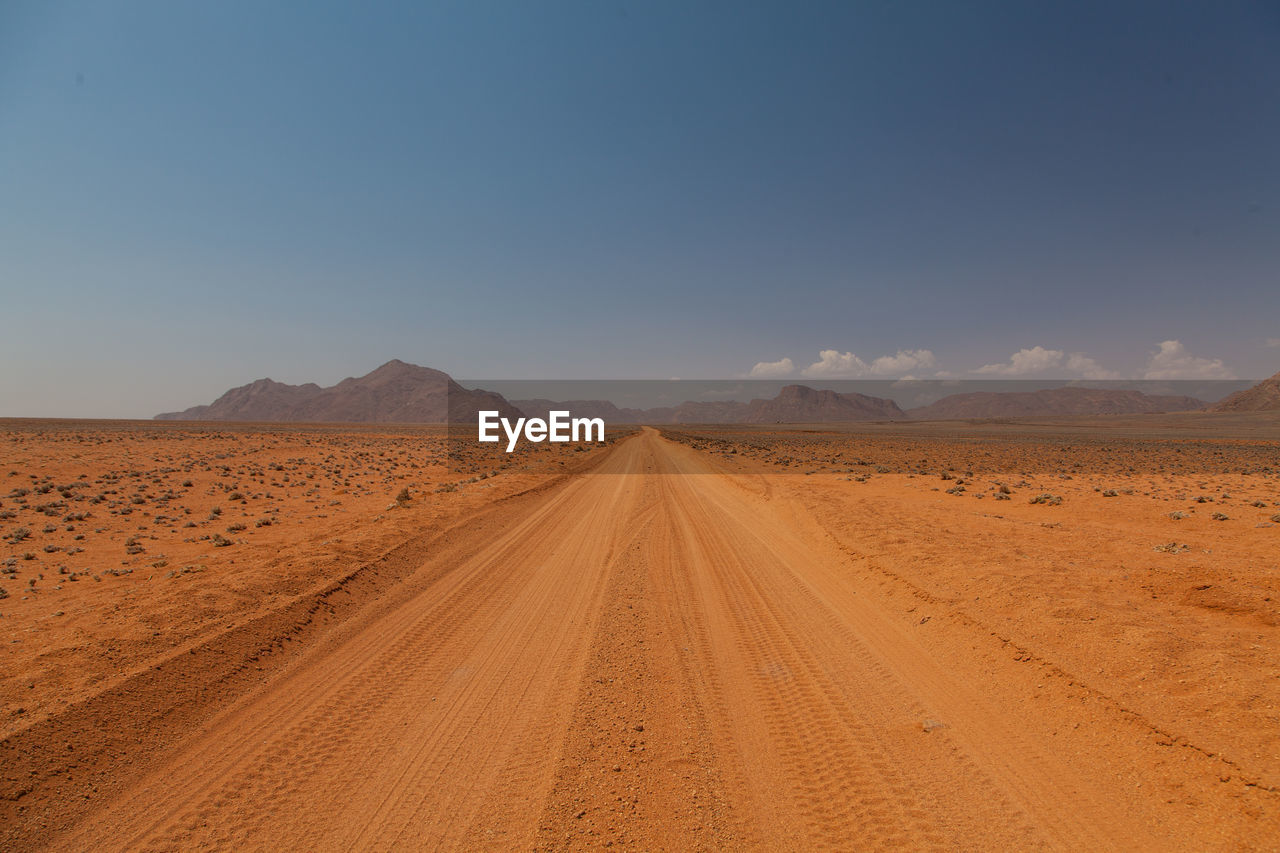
[1207,371,1280,412]
[743,385,905,423]
[155,360,522,423]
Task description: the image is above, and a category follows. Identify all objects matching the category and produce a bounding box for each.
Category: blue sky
[2,1,1277,416]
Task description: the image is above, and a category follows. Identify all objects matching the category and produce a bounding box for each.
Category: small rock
[922,719,947,733]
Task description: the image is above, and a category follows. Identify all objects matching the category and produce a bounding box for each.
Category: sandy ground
[0,420,617,736]
[2,419,1278,849]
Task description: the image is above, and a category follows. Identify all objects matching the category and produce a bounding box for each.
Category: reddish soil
[2,417,1277,849]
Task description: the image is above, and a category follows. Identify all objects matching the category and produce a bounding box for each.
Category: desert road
[10,428,1276,850]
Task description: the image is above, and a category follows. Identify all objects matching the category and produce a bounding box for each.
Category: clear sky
[2,1,1277,417]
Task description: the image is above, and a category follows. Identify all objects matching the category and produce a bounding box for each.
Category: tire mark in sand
[47,428,1258,850]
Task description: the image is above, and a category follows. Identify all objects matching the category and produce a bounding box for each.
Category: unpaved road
[13,428,1277,849]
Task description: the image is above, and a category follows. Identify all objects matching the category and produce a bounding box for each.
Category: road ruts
[41,427,1267,851]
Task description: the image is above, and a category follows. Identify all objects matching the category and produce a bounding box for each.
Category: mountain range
[155,360,521,423]
[154,359,1280,424]
[513,386,904,424]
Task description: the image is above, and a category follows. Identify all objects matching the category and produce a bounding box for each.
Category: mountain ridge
[1207,370,1280,412]
[155,360,522,423]
[158,361,1254,424]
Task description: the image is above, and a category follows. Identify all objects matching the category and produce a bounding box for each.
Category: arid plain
[2,415,1278,850]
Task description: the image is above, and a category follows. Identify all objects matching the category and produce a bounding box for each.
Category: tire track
[38,427,1273,851]
[648,431,1158,850]
[52,444,649,851]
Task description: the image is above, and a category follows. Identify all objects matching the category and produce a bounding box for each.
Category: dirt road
[20,429,1277,849]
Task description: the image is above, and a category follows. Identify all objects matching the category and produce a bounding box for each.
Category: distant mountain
[155,360,523,423]
[907,386,1206,420]
[743,385,905,423]
[156,378,324,421]
[161,369,1222,427]
[511,398,750,424]
[512,399,644,423]
[669,400,751,423]
[516,386,902,424]
[1208,371,1280,412]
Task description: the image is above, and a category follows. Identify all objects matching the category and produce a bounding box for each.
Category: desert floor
[2,417,1278,850]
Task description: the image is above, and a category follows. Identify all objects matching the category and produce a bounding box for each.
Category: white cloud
[748,357,795,378]
[976,346,1120,379]
[800,348,936,378]
[1142,340,1234,379]
[1065,352,1121,380]
[869,349,936,374]
[801,350,869,377]
[976,346,1065,375]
